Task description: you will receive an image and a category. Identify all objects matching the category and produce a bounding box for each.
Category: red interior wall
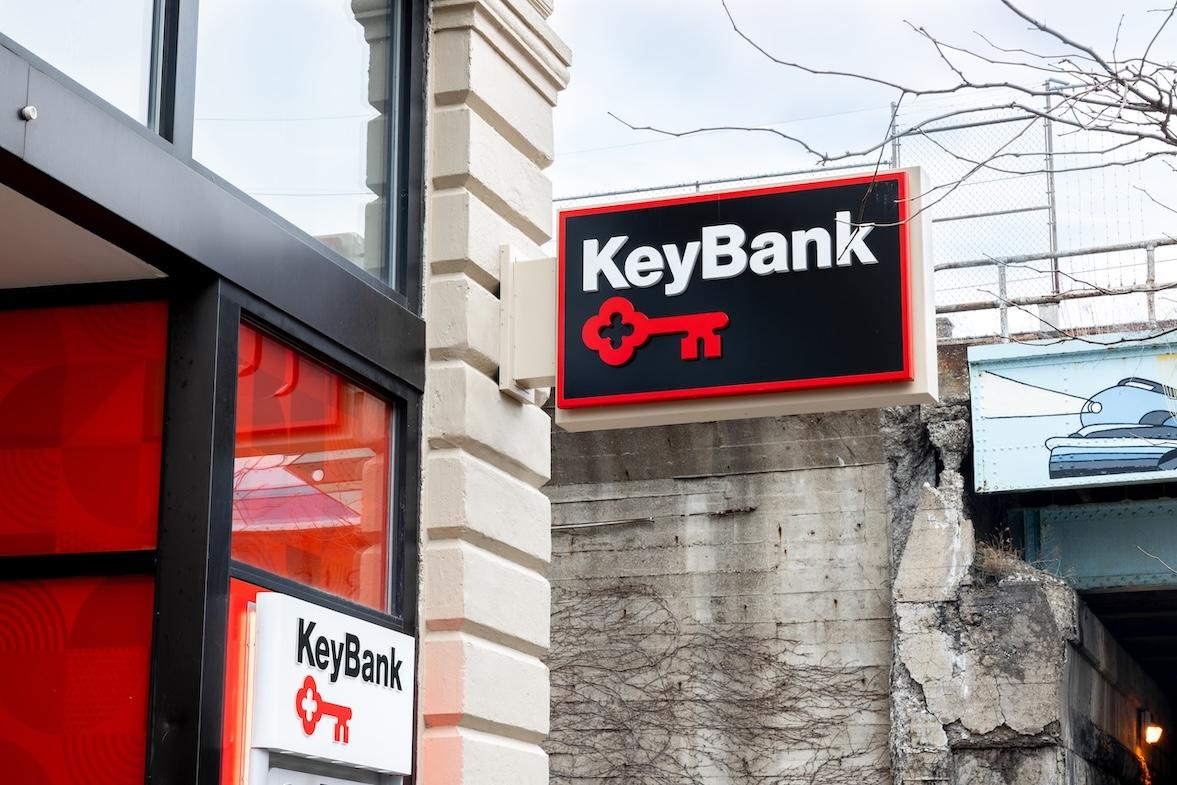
[0,576,155,784]
[0,301,167,784]
[0,301,166,556]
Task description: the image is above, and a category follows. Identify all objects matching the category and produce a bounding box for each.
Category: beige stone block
[366,37,389,112]
[423,539,551,653]
[433,28,555,166]
[425,450,551,567]
[427,362,551,486]
[430,106,552,244]
[420,727,548,785]
[427,190,544,291]
[361,199,386,275]
[426,275,499,375]
[432,0,570,105]
[421,634,549,739]
[364,115,388,191]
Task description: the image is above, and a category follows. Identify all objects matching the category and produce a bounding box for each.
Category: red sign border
[556,171,915,410]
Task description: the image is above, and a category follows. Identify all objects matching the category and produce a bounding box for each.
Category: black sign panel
[556,172,913,409]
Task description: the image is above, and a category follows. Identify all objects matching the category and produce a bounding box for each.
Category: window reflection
[194,0,395,282]
[233,324,391,610]
[0,0,155,123]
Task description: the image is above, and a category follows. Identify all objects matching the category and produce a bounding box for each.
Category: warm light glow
[1145,724,1164,745]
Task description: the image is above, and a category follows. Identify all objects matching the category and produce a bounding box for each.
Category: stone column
[420,2,569,784]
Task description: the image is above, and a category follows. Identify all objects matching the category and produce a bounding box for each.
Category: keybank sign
[251,592,415,775]
[557,170,924,411]
[296,617,405,690]
[582,210,879,296]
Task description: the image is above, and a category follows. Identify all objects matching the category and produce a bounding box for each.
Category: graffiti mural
[970,336,1177,493]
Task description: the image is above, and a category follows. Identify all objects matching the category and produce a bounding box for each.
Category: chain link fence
[896,101,1177,339]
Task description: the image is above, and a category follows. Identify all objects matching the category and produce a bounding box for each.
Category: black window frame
[149,277,421,784]
[0,279,422,785]
[0,0,424,312]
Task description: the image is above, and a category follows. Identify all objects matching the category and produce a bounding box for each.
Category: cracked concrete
[887,401,1079,783]
[886,401,1167,785]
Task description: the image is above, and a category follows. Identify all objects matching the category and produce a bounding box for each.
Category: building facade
[0,1,567,783]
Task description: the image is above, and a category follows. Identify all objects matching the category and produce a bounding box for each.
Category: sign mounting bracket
[499,245,556,403]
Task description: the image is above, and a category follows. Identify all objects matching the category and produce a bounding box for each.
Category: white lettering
[835,210,877,266]
[749,231,788,275]
[624,246,664,288]
[579,211,883,294]
[583,236,629,292]
[702,224,747,280]
[791,227,831,271]
[663,241,700,296]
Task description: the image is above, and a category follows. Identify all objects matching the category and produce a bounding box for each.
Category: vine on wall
[548,582,889,785]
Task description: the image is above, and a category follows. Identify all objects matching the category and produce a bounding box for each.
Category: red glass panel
[0,302,167,555]
[221,578,263,785]
[233,325,391,609]
[0,576,154,784]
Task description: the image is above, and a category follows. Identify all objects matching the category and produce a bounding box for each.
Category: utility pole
[1043,81,1061,297]
[891,102,901,168]
[1041,80,1063,332]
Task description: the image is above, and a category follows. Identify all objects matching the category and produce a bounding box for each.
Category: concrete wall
[1064,603,1172,784]
[547,347,1173,785]
[883,384,1172,785]
[546,413,895,784]
[419,3,569,784]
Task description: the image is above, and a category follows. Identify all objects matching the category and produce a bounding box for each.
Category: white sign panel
[970,333,1177,493]
[252,592,415,775]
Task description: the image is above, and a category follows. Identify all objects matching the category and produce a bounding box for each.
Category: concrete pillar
[419,2,569,784]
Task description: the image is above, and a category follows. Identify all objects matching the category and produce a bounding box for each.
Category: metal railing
[934,238,1177,338]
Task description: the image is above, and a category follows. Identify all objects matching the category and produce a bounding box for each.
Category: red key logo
[582,296,730,367]
[295,675,353,744]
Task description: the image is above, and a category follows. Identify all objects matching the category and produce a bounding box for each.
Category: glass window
[193,0,399,284]
[233,324,391,610]
[0,0,156,123]
[0,302,167,556]
[0,576,154,785]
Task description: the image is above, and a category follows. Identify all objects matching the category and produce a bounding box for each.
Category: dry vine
[548,582,888,785]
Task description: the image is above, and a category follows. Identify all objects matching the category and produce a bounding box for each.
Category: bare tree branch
[605,0,1177,346]
[1141,3,1177,69]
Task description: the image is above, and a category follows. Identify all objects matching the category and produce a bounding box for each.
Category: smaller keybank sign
[251,592,415,775]
[555,169,936,429]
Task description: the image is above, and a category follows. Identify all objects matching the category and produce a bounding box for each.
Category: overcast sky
[548,0,1177,332]
[549,0,1176,201]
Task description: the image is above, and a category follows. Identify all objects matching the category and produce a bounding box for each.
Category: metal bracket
[499,245,556,403]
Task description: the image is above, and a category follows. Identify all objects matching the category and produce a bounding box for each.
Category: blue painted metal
[1019,500,1177,591]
